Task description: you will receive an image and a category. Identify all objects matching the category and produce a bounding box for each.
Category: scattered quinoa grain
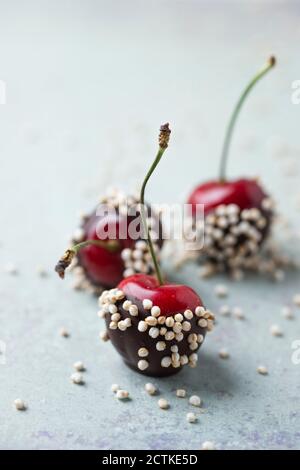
[176,389,186,398]
[158,398,169,409]
[218,348,230,359]
[232,306,245,319]
[202,441,215,450]
[14,399,26,411]
[257,365,268,375]
[189,395,201,407]
[70,372,84,385]
[73,361,85,371]
[270,324,283,337]
[97,309,105,319]
[293,294,300,307]
[281,306,293,319]
[215,284,228,298]
[4,262,18,275]
[59,327,69,338]
[186,412,197,423]
[145,383,157,395]
[111,384,120,393]
[219,305,231,316]
[116,389,129,400]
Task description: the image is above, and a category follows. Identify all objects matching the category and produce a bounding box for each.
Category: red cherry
[186,178,273,271]
[118,273,203,317]
[56,127,168,291]
[101,274,212,377]
[96,124,215,377]
[187,178,268,215]
[184,58,276,271]
[78,211,135,288]
[76,203,163,290]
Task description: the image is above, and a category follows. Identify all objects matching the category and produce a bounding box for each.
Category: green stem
[72,239,120,254]
[140,147,167,286]
[219,56,276,181]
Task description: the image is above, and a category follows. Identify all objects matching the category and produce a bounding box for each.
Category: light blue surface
[0,0,300,450]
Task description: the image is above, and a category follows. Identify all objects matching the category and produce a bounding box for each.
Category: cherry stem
[55,239,120,279]
[140,123,171,286]
[219,56,276,182]
[71,239,120,254]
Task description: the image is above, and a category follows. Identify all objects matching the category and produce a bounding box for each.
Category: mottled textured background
[0,0,300,450]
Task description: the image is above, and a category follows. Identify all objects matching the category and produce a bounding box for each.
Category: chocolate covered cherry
[99,274,214,376]
[98,123,214,377]
[187,57,276,274]
[66,190,163,294]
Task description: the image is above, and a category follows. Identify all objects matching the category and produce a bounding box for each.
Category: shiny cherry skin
[78,208,163,289]
[187,178,269,215]
[78,211,133,288]
[118,274,203,316]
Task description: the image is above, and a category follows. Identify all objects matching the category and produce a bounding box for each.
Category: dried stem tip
[269,56,276,67]
[159,123,171,149]
[55,249,75,279]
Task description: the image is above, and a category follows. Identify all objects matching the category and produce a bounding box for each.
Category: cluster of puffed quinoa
[98,287,214,373]
[199,201,274,268]
[178,196,297,281]
[121,240,161,279]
